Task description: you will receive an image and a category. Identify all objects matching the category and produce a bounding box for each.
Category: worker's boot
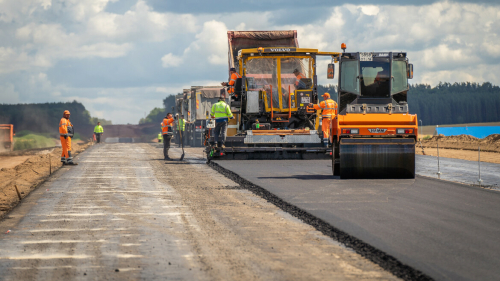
[60,157,67,165]
[164,150,171,160]
[323,138,329,147]
[66,151,78,165]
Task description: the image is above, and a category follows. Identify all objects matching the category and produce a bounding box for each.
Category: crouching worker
[59,110,77,165]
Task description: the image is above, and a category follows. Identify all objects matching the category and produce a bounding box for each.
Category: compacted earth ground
[416,134,500,164]
[0,143,91,218]
[0,143,398,280]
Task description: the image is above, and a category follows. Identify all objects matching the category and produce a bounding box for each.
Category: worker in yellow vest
[176,115,187,148]
[210,97,233,148]
[93,122,104,144]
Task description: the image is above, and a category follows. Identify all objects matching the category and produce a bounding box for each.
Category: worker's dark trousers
[163,134,172,159]
[95,133,102,143]
[214,121,227,147]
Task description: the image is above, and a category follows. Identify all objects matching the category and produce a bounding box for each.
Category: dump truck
[0,124,15,152]
[206,30,340,160]
[330,47,417,179]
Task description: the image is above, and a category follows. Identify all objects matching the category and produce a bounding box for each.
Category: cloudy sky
[0,0,499,124]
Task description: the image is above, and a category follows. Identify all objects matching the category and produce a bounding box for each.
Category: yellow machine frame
[241,55,315,113]
[236,48,340,114]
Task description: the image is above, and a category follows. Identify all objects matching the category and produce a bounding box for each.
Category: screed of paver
[148,145,399,281]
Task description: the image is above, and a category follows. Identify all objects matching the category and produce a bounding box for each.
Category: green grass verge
[14,134,57,151]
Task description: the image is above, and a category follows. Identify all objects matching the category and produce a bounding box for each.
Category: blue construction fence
[434,126,500,139]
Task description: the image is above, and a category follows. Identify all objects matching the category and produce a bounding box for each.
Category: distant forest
[147,82,500,126]
[408,82,500,126]
[0,101,111,138]
[318,82,500,126]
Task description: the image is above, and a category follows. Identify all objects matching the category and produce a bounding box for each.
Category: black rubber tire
[332,145,340,176]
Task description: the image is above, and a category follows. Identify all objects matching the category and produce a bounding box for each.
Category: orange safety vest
[314,99,337,118]
[295,73,305,86]
[228,72,242,93]
[59,118,72,135]
[161,118,174,134]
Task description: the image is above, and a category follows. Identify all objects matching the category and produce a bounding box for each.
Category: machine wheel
[205,146,213,163]
[332,145,340,176]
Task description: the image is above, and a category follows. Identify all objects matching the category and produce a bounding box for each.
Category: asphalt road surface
[215,159,500,281]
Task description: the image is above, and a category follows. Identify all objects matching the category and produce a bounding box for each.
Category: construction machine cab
[233,48,339,129]
[338,52,413,114]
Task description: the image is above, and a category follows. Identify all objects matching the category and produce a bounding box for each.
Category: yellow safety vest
[211,101,233,119]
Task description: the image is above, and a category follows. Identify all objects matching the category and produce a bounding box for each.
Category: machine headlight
[397,129,413,134]
[342,128,359,134]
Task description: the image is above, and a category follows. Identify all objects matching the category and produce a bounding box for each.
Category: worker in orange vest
[293,68,307,89]
[310,93,337,146]
[221,68,242,97]
[59,110,77,165]
[161,113,175,160]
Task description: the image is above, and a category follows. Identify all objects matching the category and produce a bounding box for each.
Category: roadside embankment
[417,134,500,164]
[0,142,91,218]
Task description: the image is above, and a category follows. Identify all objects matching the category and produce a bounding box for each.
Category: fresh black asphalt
[214,159,500,281]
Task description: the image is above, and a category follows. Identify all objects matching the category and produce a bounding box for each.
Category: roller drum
[339,138,415,179]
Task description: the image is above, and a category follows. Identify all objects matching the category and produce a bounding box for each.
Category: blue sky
[0,0,499,124]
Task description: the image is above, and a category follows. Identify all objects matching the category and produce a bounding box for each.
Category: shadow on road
[258,175,338,180]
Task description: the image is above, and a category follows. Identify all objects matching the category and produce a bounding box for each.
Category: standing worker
[176,115,187,148]
[59,110,77,165]
[161,113,174,160]
[310,93,337,146]
[157,132,162,143]
[93,122,104,144]
[210,97,233,148]
[221,68,241,97]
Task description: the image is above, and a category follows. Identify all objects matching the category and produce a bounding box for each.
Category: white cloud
[161,53,183,68]
[0,0,499,124]
[183,20,228,65]
[0,82,20,104]
[359,5,380,16]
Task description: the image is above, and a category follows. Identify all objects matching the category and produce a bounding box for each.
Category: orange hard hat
[63,110,70,115]
[322,93,330,98]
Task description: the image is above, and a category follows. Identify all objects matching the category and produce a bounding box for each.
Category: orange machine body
[0,124,15,151]
[331,113,418,142]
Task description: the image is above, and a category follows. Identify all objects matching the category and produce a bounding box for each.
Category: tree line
[319,82,500,126]
[142,82,500,126]
[0,101,111,139]
[407,82,500,126]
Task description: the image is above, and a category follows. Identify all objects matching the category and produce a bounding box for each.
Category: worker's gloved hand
[230,117,234,119]
[64,134,68,139]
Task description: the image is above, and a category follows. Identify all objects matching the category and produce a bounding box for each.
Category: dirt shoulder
[0,142,92,218]
[147,145,399,281]
[418,134,500,164]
